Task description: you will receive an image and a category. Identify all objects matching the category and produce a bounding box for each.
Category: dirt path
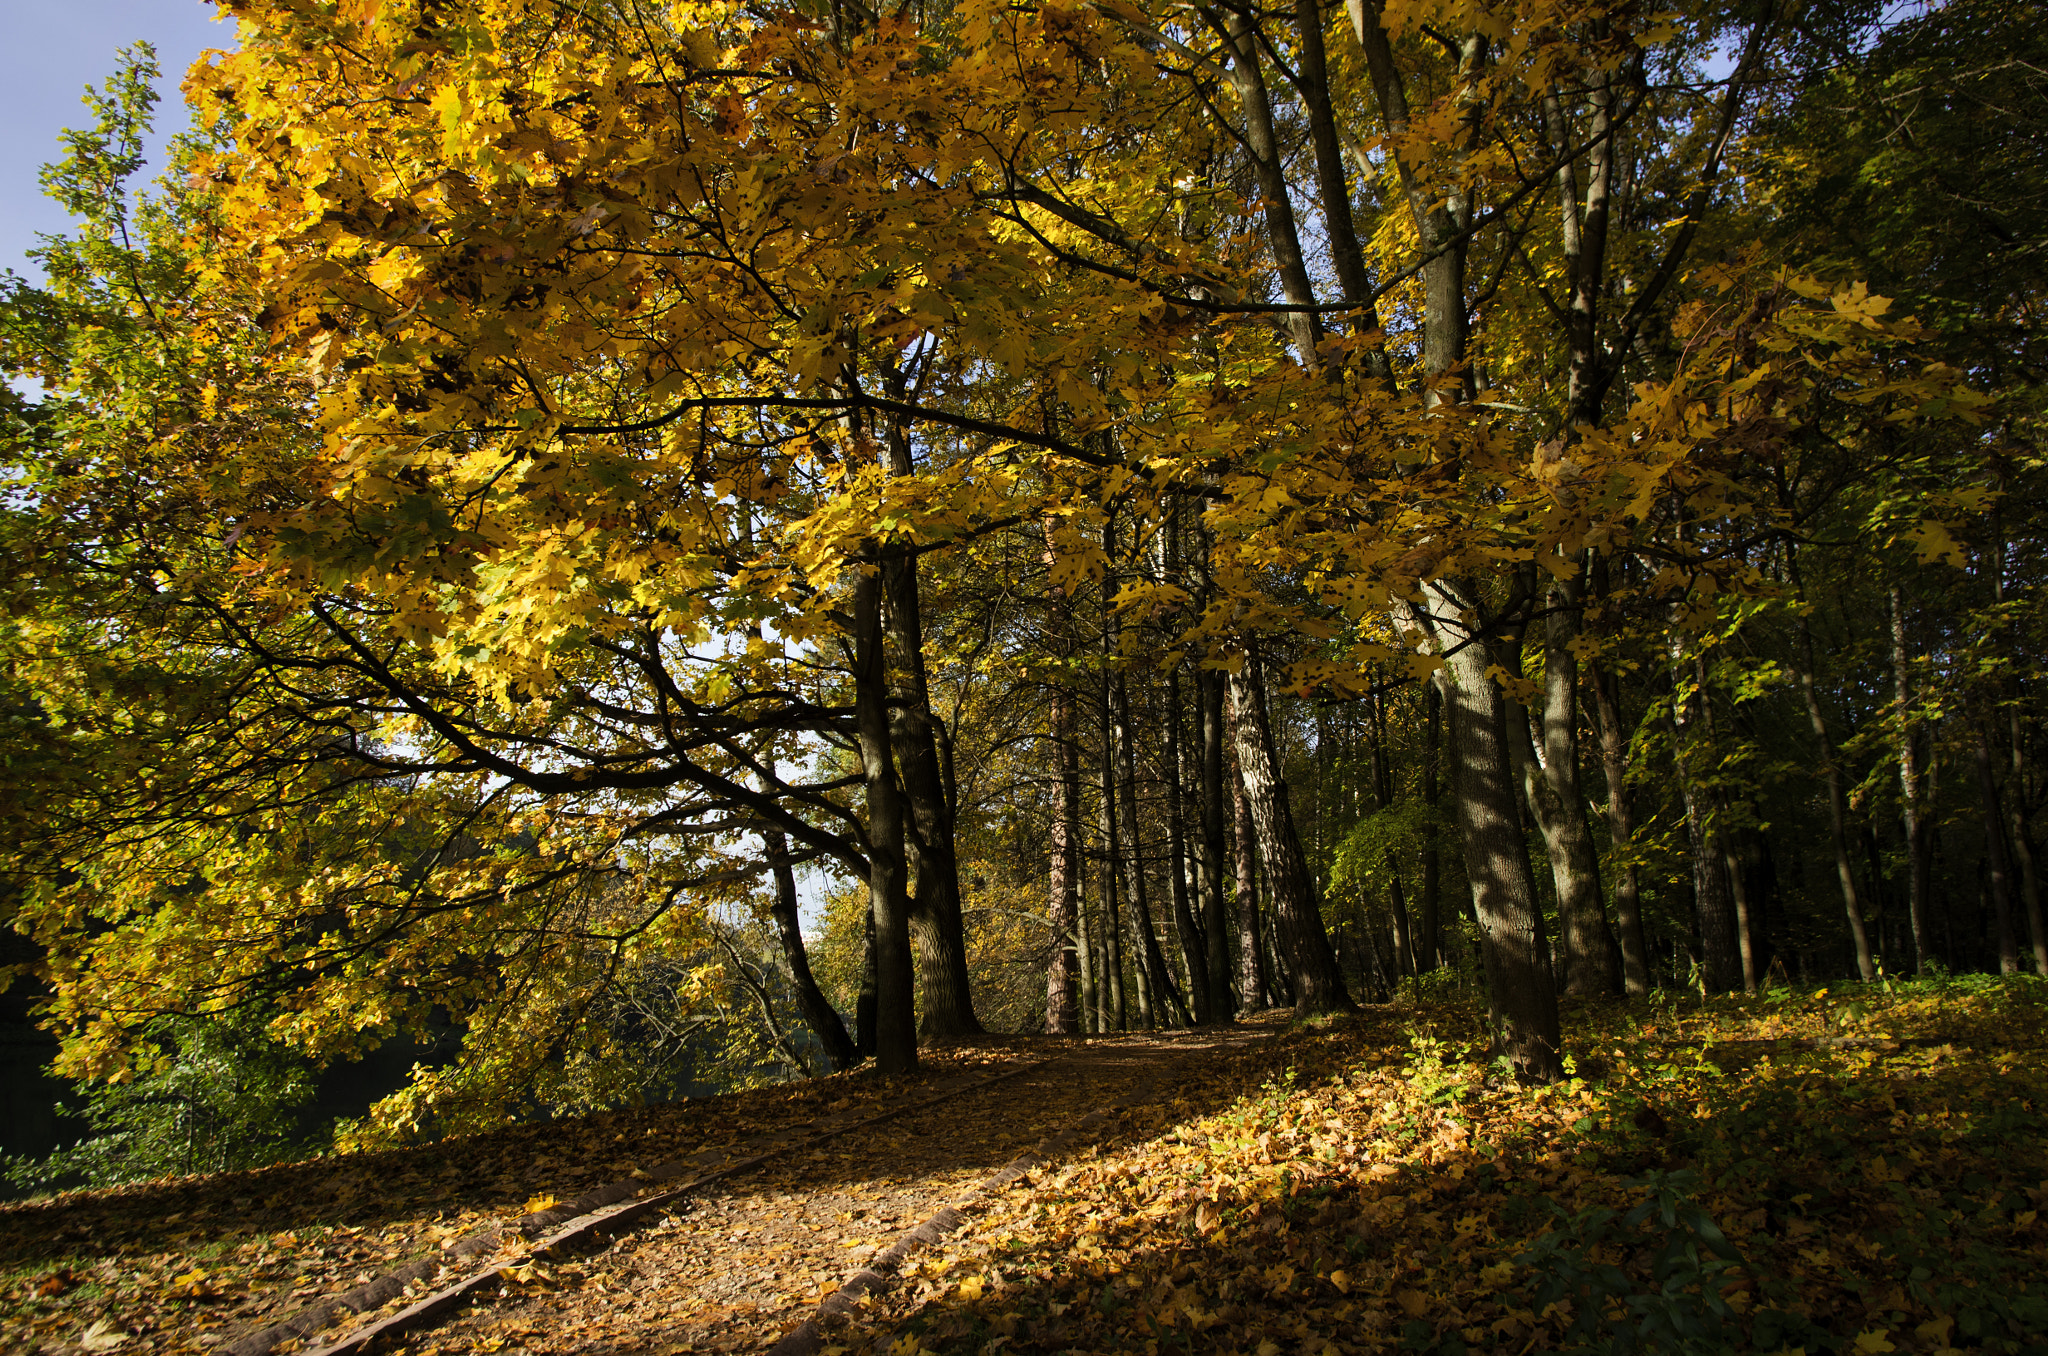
[309,1025,1282,1356]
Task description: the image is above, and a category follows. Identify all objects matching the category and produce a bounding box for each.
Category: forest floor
[2,975,2044,1356]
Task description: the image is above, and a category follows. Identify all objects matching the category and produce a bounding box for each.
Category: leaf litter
[6,979,2044,1356]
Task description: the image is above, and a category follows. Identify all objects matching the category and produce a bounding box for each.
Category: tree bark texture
[1225,655,1353,1015]
[849,565,917,1073]
[1423,584,1562,1080]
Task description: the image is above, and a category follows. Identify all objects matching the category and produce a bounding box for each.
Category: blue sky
[1,1,230,284]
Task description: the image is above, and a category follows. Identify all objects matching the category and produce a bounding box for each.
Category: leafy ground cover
[0,1048,1031,1354]
[822,976,2048,1355]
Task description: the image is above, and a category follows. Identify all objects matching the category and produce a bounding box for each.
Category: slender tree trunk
[1417,680,1444,972]
[1539,577,1622,994]
[1668,633,1741,993]
[765,824,857,1071]
[1586,654,1650,994]
[1419,585,1563,1079]
[1075,883,1097,1035]
[1118,668,1184,1026]
[1987,518,2048,975]
[856,898,877,1059]
[1042,523,1082,1032]
[1975,719,2023,973]
[2010,718,2048,976]
[1891,588,1937,972]
[1367,690,1414,975]
[849,565,916,1073]
[1165,669,1209,1021]
[1227,655,1353,1015]
[1046,692,1082,1034]
[1229,710,1267,1013]
[1793,608,1876,980]
[1200,667,1235,1019]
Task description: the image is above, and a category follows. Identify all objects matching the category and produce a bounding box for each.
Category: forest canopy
[0,0,2041,1157]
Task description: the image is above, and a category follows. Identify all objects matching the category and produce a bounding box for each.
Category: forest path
[309,1023,1286,1356]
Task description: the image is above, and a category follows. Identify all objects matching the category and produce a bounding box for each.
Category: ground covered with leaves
[0,1047,1037,1354]
[3,980,2043,1356]
[826,976,2047,1356]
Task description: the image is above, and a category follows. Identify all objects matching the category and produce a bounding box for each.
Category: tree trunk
[1417,680,1444,972]
[1042,522,1082,1032]
[1586,654,1650,994]
[880,424,981,1037]
[1368,689,1414,975]
[1794,608,1876,981]
[1975,719,2023,973]
[1421,583,1563,1080]
[1165,669,1208,1021]
[849,565,916,1073]
[855,897,877,1059]
[1229,710,1268,1013]
[1045,686,1082,1033]
[1668,632,1742,994]
[1200,667,1235,1019]
[765,825,857,1071]
[1891,588,1937,972]
[1539,577,1622,994]
[1225,655,1353,1015]
[1118,668,1184,1026]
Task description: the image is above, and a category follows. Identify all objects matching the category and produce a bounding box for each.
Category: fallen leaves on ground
[819,974,2048,1355]
[0,1046,1028,1354]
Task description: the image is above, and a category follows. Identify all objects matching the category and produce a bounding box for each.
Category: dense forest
[1,0,2043,1185]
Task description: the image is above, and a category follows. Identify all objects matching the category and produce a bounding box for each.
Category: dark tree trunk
[1165,669,1208,1021]
[1118,669,1184,1026]
[849,565,917,1073]
[1417,680,1444,972]
[1976,718,2023,973]
[1669,633,1742,993]
[1225,655,1353,1015]
[1586,654,1651,994]
[880,422,981,1038]
[1794,607,1875,981]
[1420,585,1563,1080]
[856,900,877,1059]
[1539,577,1622,994]
[1200,667,1235,1019]
[765,825,857,1071]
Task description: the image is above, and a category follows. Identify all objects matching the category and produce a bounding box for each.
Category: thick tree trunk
[880,426,981,1037]
[765,825,857,1072]
[849,565,917,1073]
[1225,655,1353,1015]
[1891,588,1937,972]
[1423,584,1563,1080]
